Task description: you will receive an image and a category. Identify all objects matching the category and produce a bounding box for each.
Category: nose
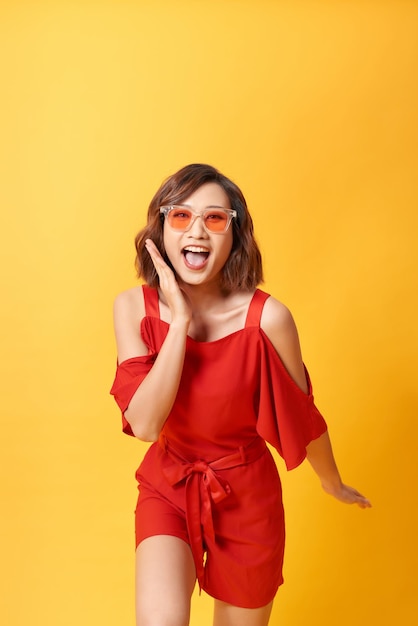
[187,214,208,237]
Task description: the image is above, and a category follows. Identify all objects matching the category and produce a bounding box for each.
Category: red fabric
[158,435,268,590]
[109,285,328,608]
[135,436,285,608]
[109,353,156,436]
[110,286,327,467]
[256,332,326,469]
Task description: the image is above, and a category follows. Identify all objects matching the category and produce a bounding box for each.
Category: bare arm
[306,432,371,508]
[261,297,371,508]
[113,239,191,441]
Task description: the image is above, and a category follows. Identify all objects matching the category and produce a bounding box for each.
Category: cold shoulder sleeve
[256,330,327,470]
[110,353,156,436]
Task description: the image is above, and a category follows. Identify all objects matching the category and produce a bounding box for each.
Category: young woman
[110,163,371,626]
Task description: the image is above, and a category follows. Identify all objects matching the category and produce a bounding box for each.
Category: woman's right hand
[145,239,192,325]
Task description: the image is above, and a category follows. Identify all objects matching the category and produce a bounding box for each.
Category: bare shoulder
[260,295,308,393]
[113,286,148,361]
[113,286,145,321]
[260,295,298,339]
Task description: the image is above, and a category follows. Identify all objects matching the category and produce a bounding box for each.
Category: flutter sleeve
[256,330,327,470]
[110,353,157,436]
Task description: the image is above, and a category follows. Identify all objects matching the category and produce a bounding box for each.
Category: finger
[144,238,159,252]
[144,240,172,275]
[353,493,372,508]
[354,491,372,507]
[339,485,371,508]
[145,239,165,263]
[358,498,372,508]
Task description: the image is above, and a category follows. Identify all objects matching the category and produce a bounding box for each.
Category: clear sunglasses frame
[159,205,237,234]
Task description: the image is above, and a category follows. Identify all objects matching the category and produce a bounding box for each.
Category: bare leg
[135,535,196,626]
[213,599,273,626]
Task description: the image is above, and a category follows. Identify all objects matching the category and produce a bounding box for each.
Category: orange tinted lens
[168,208,193,230]
[203,210,228,232]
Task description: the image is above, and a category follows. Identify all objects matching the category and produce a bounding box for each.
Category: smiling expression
[162,182,234,288]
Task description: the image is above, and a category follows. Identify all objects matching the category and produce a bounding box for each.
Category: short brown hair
[134,163,263,292]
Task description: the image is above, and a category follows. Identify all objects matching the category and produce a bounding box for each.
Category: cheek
[162,229,184,272]
[162,228,175,257]
[224,231,234,255]
[216,234,234,266]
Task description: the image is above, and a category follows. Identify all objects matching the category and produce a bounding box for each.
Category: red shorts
[135,438,285,609]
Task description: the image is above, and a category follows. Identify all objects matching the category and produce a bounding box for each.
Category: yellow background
[1,1,417,624]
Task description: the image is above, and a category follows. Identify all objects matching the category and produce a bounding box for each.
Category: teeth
[183,246,209,253]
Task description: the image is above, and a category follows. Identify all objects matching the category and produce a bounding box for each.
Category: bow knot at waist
[163,455,231,505]
[158,436,267,589]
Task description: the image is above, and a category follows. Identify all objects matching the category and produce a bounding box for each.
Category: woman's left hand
[323,483,372,509]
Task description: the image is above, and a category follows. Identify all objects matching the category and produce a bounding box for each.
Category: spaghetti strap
[142,285,160,318]
[245,289,270,328]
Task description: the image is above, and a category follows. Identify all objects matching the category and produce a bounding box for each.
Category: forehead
[179,182,230,208]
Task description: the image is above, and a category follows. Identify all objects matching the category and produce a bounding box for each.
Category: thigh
[135,535,196,626]
[213,599,273,626]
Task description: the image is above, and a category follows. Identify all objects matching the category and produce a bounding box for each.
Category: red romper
[110,286,327,608]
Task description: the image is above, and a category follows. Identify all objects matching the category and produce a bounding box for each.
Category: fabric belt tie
[158,436,267,589]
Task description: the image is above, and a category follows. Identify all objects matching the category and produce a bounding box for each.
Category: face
[162,182,234,288]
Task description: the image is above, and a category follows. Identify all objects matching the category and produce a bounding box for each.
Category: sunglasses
[160,206,237,234]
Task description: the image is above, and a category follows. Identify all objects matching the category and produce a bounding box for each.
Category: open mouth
[182,246,210,270]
